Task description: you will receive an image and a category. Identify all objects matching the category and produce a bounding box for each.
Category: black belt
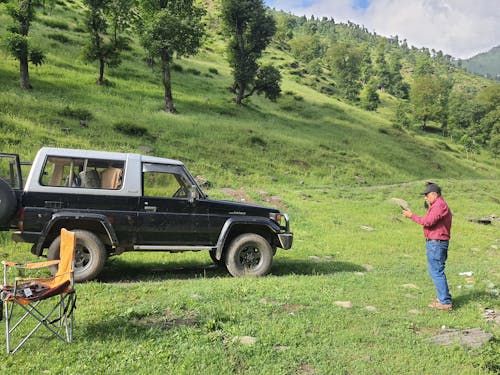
[425,238,448,242]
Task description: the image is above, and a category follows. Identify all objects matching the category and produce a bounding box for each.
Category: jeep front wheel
[48,230,107,282]
[225,233,273,277]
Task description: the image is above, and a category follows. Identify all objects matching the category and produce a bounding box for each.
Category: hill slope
[462,45,500,80]
[0,2,497,190]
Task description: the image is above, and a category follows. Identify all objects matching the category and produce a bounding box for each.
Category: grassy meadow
[0,2,499,374]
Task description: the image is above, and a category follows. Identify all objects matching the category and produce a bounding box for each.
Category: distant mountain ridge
[461,45,500,81]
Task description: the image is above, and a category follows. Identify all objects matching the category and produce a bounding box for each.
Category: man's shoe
[428,300,453,310]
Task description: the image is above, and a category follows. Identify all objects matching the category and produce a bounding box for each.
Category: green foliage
[28,46,45,66]
[391,101,411,129]
[221,0,277,104]
[289,34,324,63]
[490,134,500,160]
[254,65,281,101]
[360,78,380,111]
[5,33,29,60]
[325,42,363,101]
[476,84,500,112]
[410,74,450,129]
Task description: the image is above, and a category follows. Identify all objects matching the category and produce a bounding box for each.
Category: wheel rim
[238,245,262,269]
[74,244,92,272]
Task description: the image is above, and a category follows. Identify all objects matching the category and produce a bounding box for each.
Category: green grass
[0,181,498,374]
[0,2,499,373]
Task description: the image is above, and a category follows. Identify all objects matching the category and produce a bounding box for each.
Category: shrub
[208,67,218,75]
[171,64,183,72]
[186,68,201,76]
[60,106,93,120]
[113,122,149,137]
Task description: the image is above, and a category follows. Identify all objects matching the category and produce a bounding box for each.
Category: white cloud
[266,0,500,59]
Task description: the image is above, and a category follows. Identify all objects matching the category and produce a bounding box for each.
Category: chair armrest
[25,260,60,269]
[2,260,19,267]
[2,260,60,269]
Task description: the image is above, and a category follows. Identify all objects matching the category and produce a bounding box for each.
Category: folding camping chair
[1,228,77,354]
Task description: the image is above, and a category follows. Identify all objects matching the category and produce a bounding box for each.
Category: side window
[41,156,124,190]
[142,164,190,198]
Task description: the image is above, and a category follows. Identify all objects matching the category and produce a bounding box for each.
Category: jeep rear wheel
[0,178,17,228]
[225,233,273,277]
[48,230,107,282]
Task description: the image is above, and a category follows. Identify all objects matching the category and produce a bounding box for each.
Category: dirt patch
[297,364,317,374]
[282,303,304,313]
[428,328,493,348]
[221,187,287,210]
[257,190,287,211]
[132,308,199,330]
[221,187,255,203]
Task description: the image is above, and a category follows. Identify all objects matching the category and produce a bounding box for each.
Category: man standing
[402,183,453,310]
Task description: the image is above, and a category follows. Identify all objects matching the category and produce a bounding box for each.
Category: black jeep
[0,148,293,282]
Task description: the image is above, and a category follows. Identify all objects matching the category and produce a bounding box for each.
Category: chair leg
[4,292,76,354]
[4,301,10,354]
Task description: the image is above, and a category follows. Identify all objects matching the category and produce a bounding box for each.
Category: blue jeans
[426,240,452,304]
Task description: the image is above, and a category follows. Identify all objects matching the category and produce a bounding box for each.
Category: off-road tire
[225,233,273,277]
[0,178,17,228]
[48,229,107,282]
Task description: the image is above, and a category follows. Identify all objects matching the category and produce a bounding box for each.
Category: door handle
[144,206,157,212]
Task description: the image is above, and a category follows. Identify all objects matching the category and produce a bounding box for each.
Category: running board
[133,245,215,251]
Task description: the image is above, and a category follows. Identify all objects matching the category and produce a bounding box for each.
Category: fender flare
[32,212,118,256]
[214,217,281,260]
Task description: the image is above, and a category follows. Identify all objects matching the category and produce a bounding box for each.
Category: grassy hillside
[0,1,498,374]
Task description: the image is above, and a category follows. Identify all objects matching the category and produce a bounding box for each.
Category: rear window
[40,156,125,190]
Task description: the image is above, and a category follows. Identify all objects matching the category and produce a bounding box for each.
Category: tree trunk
[97,58,105,85]
[19,56,32,89]
[235,82,245,105]
[162,56,176,113]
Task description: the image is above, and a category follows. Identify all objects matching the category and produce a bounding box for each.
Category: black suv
[0,148,293,281]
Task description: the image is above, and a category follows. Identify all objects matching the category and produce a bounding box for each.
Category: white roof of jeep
[37,147,184,166]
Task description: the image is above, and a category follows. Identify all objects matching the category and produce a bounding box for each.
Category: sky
[264,0,500,59]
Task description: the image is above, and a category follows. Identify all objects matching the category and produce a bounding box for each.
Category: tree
[490,133,500,165]
[138,0,205,113]
[360,77,379,111]
[410,74,450,130]
[83,0,123,85]
[83,0,135,85]
[325,42,362,101]
[5,0,45,89]
[221,0,278,105]
[289,34,323,63]
[392,100,412,129]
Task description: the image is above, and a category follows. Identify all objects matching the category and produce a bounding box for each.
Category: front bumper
[278,232,293,249]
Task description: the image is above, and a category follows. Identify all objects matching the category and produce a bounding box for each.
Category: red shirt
[410,196,452,240]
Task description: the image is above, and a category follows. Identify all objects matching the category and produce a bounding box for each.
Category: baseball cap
[420,183,441,195]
